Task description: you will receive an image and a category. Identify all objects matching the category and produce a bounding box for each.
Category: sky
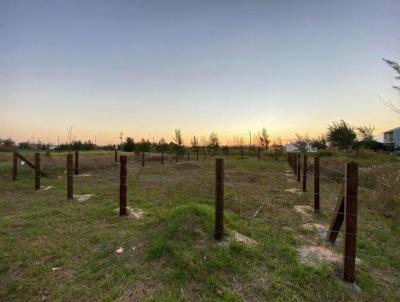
[1,0,399,145]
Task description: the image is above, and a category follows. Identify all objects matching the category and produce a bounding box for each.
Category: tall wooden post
[214,158,224,240]
[302,154,307,192]
[35,153,40,190]
[142,152,145,167]
[67,154,73,199]
[114,149,118,162]
[343,162,358,283]
[314,156,320,213]
[13,151,17,181]
[297,154,301,182]
[119,155,127,216]
[74,150,79,175]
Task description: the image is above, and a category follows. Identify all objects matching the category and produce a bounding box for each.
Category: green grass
[0,151,399,301]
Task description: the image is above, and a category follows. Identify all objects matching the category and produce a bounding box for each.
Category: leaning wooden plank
[326,184,344,243]
[16,152,47,177]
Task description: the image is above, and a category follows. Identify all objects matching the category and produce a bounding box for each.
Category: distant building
[285,143,317,153]
[383,127,400,149]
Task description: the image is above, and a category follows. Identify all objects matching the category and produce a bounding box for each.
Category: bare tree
[191,136,199,149]
[382,58,400,114]
[172,129,183,146]
[259,128,270,150]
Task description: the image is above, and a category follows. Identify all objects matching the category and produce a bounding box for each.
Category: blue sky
[1,0,399,144]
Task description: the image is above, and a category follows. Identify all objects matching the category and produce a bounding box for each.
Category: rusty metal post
[74,150,79,175]
[119,155,127,216]
[35,153,40,190]
[67,154,73,199]
[214,158,224,240]
[142,152,145,167]
[161,151,164,165]
[302,154,307,192]
[343,162,358,283]
[297,154,301,182]
[314,157,320,213]
[13,150,17,181]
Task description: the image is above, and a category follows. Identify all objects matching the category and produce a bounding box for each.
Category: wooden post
[142,152,145,167]
[326,185,345,243]
[119,155,127,216]
[114,149,118,162]
[67,154,73,199]
[161,151,164,165]
[13,151,17,181]
[214,158,224,240]
[343,162,358,283]
[302,154,307,192]
[74,150,79,175]
[314,156,320,213]
[35,153,40,190]
[297,154,301,182]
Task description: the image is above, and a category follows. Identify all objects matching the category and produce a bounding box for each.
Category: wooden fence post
[35,153,40,190]
[13,150,17,181]
[314,156,320,213]
[214,158,224,240]
[302,154,307,192]
[297,154,301,182]
[115,149,118,162]
[343,162,358,283]
[74,150,79,175]
[119,155,127,216]
[142,152,145,167]
[67,154,73,199]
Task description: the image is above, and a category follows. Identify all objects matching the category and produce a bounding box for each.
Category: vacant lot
[0,151,399,301]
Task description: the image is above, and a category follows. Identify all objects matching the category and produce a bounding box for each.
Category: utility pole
[119,132,123,150]
[248,130,252,149]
